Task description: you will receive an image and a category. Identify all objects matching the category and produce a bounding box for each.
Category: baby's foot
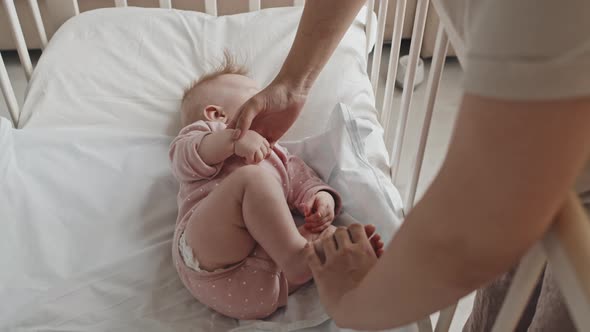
[283,224,385,290]
[312,224,385,263]
[281,225,336,288]
[364,224,385,257]
[297,224,337,242]
[285,225,338,293]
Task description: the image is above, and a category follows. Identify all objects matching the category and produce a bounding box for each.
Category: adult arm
[310,0,590,328]
[228,0,366,142]
[319,96,590,329]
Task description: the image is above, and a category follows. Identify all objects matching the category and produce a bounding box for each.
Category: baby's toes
[363,224,377,238]
[369,234,384,254]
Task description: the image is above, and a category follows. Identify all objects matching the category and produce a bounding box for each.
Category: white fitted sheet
[2,6,411,332]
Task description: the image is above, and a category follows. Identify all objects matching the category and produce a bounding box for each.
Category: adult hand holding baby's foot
[301,191,335,233]
[304,224,381,320]
[234,130,271,164]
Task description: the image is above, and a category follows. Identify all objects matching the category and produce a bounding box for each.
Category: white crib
[1,0,589,331]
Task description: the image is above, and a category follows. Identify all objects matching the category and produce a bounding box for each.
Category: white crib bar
[541,193,590,330]
[115,0,127,7]
[204,0,217,15]
[389,0,429,183]
[72,0,79,15]
[27,0,48,49]
[493,192,590,331]
[410,27,448,331]
[435,305,457,331]
[405,24,447,209]
[379,0,406,130]
[417,318,433,332]
[248,0,260,11]
[293,0,305,6]
[3,0,33,80]
[544,236,590,329]
[491,244,547,332]
[369,0,388,91]
[364,0,374,59]
[434,305,456,332]
[0,52,20,126]
[159,0,172,9]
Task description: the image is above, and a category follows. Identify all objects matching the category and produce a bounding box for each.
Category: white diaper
[179,231,203,272]
[179,231,242,273]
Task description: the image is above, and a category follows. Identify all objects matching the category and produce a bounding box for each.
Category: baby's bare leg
[184,175,256,271]
[185,165,311,283]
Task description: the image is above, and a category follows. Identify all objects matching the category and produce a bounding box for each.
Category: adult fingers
[322,235,337,257]
[333,227,351,248]
[348,223,371,246]
[229,101,259,139]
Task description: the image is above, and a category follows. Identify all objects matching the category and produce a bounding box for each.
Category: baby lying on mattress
[169,52,384,320]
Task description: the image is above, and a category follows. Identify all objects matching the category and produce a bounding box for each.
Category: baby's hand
[234,130,271,164]
[301,191,336,233]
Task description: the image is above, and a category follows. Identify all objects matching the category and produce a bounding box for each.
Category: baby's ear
[203,105,225,122]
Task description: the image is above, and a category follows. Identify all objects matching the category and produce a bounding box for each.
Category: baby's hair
[182,50,249,105]
[180,50,249,126]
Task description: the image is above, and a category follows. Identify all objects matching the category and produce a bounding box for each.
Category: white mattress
[2,6,410,332]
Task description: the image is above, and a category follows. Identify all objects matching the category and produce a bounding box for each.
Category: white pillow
[283,103,403,243]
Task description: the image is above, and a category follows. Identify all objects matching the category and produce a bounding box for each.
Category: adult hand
[228,80,307,143]
[305,224,379,319]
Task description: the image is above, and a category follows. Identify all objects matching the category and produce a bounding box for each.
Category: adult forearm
[275,0,366,92]
[333,95,590,330]
[197,130,235,165]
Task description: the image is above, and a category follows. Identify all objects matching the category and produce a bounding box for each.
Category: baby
[169,53,383,320]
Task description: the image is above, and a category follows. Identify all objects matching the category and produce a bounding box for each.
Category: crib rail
[0,51,18,126]
[2,1,590,332]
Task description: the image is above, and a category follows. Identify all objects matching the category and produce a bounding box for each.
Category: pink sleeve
[286,154,342,216]
[169,120,227,182]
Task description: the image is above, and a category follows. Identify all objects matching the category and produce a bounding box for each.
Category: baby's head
[181,52,259,127]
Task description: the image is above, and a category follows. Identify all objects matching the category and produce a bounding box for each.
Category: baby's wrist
[222,129,237,154]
